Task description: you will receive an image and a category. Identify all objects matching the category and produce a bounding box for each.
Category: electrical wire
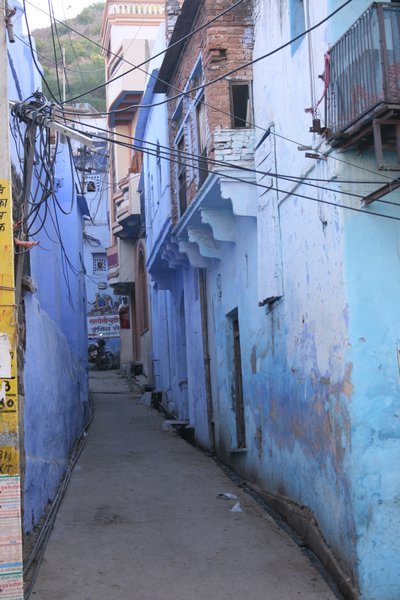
[23,0,400,186]
[14,33,105,72]
[41,0,351,116]
[15,2,400,266]
[10,94,93,308]
[22,0,62,105]
[64,120,400,222]
[60,0,85,88]
[23,0,244,106]
[48,0,63,102]
[15,90,399,256]
[56,114,400,207]
[60,0,245,104]
[28,0,400,187]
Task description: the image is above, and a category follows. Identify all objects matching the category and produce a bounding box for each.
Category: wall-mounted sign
[88,315,120,338]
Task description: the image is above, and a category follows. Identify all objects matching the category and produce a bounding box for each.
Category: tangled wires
[10,92,84,305]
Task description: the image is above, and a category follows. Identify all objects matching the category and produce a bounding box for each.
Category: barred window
[93,253,107,274]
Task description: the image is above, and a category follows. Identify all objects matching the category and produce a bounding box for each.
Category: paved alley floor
[31,371,338,600]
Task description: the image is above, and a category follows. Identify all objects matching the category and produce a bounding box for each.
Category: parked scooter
[88,336,115,370]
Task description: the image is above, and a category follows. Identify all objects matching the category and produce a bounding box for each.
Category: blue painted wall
[28,140,88,364]
[206,178,358,582]
[140,23,210,447]
[248,0,400,595]
[23,294,89,532]
[25,147,88,532]
[8,4,89,532]
[143,3,400,595]
[340,158,400,598]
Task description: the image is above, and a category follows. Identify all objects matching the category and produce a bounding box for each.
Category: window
[289,0,305,55]
[229,82,253,128]
[189,57,203,100]
[196,100,208,188]
[172,100,184,135]
[86,180,96,193]
[190,71,203,99]
[176,135,187,216]
[93,253,107,274]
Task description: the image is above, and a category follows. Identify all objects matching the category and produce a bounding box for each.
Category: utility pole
[0,6,24,600]
[62,44,66,103]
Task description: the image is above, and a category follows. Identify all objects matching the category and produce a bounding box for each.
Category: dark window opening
[189,61,203,98]
[196,100,208,188]
[177,136,187,216]
[172,100,184,134]
[230,83,252,128]
[190,72,202,97]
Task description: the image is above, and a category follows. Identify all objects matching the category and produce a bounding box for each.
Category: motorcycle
[88,336,115,370]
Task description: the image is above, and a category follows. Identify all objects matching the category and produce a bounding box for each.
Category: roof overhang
[108,91,143,127]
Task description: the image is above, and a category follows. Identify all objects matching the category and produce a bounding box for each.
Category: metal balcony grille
[327,2,400,141]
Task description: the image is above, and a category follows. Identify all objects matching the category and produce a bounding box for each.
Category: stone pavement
[31,371,339,600]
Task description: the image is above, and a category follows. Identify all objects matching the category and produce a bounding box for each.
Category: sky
[25,0,100,31]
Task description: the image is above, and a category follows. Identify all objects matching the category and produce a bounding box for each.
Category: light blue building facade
[249,1,400,598]
[143,0,400,597]
[139,25,210,444]
[8,1,89,532]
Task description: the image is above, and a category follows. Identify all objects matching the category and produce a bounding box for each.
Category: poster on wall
[87,289,132,337]
[118,297,130,329]
[88,291,120,316]
[87,291,121,339]
[87,314,120,338]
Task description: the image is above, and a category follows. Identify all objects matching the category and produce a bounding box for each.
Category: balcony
[327,2,400,151]
[112,173,142,239]
[107,240,135,294]
[101,2,165,86]
[107,39,147,127]
[107,243,119,287]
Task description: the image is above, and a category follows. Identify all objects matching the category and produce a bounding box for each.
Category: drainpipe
[198,268,215,452]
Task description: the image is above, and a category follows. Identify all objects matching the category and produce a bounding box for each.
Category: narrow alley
[30,371,337,600]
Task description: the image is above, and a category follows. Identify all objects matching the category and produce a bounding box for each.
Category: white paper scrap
[0,333,11,378]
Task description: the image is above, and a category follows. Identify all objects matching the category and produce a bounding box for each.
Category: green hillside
[33,3,106,111]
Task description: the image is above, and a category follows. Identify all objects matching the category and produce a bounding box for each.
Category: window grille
[93,253,107,274]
